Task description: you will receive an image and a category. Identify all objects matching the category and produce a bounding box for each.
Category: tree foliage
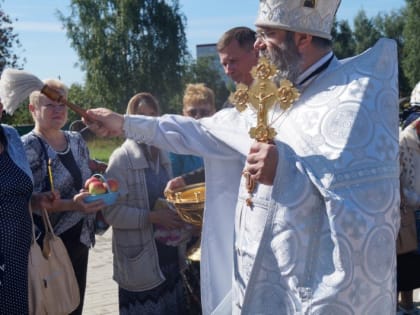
[1,1,27,126]
[1,104,32,126]
[353,10,382,54]
[331,7,415,97]
[0,1,24,73]
[374,9,410,96]
[58,0,189,114]
[402,0,420,88]
[331,20,356,59]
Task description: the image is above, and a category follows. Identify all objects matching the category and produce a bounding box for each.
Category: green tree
[0,1,24,72]
[353,10,381,54]
[331,19,356,59]
[402,0,420,89]
[67,83,92,122]
[58,0,189,114]
[0,1,28,127]
[1,104,33,127]
[373,9,410,96]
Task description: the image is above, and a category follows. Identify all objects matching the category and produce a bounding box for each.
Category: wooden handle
[41,85,89,120]
[64,100,89,119]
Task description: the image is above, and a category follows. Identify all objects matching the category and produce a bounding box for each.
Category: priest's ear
[293,33,313,52]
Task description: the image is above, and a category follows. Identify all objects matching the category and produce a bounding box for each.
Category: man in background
[218,26,259,89]
[166,26,259,190]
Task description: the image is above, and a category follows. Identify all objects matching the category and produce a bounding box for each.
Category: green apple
[88,181,107,195]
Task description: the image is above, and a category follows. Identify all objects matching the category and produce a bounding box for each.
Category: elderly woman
[21,80,103,315]
[103,92,186,314]
[170,83,216,177]
[0,96,58,313]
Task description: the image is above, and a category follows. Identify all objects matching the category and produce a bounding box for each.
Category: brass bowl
[165,183,205,227]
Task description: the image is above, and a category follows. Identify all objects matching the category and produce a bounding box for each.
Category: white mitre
[255,0,341,40]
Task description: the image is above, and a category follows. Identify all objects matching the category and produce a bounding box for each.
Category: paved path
[83,229,118,315]
[83,229,420,314]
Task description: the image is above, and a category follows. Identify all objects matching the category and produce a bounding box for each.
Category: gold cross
[230,57,300,143]
[230,57,300,205]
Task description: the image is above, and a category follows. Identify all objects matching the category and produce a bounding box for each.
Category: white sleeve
[123,113,242,160]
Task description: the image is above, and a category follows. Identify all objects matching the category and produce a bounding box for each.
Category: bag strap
[40,207,57,258]
[29,203,37,245]
[41,207,55,236]
[29,198,56,258]
[34,134,82,191]
[35,135,51,191]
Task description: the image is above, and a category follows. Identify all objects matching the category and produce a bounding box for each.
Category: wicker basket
[165,183,205,227]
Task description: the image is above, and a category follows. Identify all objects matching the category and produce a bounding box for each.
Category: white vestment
[124,109,248,315]
[232,38,399,315]
[122,38,399,315]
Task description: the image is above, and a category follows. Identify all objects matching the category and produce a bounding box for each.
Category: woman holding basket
[103,92,187,314]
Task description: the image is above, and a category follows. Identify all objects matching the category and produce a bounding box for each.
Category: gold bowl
[165,183,205,227]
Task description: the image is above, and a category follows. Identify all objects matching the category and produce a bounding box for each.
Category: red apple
[84,176,101,190]
[106,179,119,192]
[88,181,107,195]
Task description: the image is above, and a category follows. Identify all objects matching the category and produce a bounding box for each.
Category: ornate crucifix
[230,56,300,205]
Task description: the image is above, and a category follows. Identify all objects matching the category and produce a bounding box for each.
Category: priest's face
[255,28,302,84]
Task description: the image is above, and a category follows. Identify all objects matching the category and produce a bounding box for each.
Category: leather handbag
[397,203,418,255]
[28,207,80,315]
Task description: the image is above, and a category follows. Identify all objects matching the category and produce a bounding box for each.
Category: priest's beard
[260,32,302,85]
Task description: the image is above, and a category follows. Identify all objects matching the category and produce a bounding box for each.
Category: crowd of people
[0,0,418,314]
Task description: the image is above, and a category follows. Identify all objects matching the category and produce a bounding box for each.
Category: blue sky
[2,0,406,86]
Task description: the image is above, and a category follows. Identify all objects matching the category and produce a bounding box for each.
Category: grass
[86,137,124,163]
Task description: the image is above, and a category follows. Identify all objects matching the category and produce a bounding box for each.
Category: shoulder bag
[28,207,80,315]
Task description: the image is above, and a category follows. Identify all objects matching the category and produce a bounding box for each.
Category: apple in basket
[106,179,119,192]
[84,176,101,190]
[84,174,119,206]
[88,180,107,195]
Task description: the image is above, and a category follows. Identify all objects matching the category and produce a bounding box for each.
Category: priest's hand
[84,108,125,137]
[245,141,278,185]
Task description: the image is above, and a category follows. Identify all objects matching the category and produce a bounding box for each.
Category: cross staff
[230,56,300,205]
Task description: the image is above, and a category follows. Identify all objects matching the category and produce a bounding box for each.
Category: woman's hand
[88,159,108,173]
[149,208,184,230]
[73,191,105,214]
[165,176,186,193]
[31,191,60,211]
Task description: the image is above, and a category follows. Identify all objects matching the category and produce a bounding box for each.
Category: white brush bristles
[0,69,44,115]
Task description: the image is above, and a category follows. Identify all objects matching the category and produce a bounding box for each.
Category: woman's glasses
[186,108,211,118]
[41,103,66,111]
